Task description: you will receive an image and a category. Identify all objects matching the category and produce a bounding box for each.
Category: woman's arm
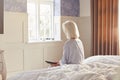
[50,62,60,67]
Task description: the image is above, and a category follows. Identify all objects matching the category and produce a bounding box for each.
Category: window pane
[40,4,51,15]
[28,3,37,40]
[27,0,61,42]
[39,4,53,39]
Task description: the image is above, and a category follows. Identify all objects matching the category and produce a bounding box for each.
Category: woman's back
[60,20,85,65]
[61,39,84,64]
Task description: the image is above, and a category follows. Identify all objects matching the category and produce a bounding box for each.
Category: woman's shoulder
[64,40,71,45]
[65,39,80,45]
[76,39,82,43]
[64,40,73,47]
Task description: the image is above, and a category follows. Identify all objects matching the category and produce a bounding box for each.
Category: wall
[80,0,92,58]
[1,0,63,78]
[2,12,63,78]
[61,0,80,16]
[80,0,90,17]
[78,17,91,58]
[4,0,27,12]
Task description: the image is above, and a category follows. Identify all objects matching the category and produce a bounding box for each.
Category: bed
[7,56,120,80]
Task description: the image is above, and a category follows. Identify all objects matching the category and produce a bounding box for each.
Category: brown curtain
[91,0,119,55]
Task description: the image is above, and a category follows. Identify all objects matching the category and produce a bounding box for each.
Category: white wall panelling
[3,12,27,43]
[44,45,63,67]
[1,12,63,78]
[4,46,24,72]
[79,17,92,57]
[80,0,90,17]
[24,46,44,70]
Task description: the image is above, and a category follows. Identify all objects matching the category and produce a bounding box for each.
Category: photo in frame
[0,0,3,34]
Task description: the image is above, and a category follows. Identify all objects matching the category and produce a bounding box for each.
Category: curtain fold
[91,0,119,55]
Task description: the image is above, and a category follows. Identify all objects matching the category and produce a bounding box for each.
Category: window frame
[27,0,61,43]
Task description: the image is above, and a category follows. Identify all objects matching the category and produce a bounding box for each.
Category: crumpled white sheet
[8,56,120,80]
[83,56,120,66]
[8,62,120,80]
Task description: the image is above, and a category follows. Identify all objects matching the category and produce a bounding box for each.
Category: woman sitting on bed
[51,20,85,67]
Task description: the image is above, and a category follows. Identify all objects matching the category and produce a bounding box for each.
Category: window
[27,0,60,42]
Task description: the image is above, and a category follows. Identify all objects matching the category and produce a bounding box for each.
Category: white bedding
[8,56,120,80]
[83,56,120,66]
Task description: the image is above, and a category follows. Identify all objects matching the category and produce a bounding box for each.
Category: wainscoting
[0,12,63,78]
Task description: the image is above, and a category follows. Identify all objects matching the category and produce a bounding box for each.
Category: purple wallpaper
[4,0,27,12]
[61,0,80,17]
[4,0,80,16]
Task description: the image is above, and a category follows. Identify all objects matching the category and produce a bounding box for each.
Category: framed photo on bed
[0,0,3,34]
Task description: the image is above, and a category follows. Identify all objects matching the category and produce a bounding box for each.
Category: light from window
[27,0,61,42]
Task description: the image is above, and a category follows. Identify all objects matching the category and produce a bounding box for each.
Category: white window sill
[27,40,63,44]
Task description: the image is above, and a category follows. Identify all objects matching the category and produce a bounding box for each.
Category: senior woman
[50,20,84,66]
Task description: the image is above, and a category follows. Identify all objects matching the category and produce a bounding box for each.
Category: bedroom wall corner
[80,0,92,58]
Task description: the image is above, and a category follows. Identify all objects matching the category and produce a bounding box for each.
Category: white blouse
[60,39,84,65]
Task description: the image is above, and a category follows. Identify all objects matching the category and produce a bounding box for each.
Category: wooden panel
[4,47,23,72]
[3,12,27,43]
[44,46,62,67]
[24,47,44,70]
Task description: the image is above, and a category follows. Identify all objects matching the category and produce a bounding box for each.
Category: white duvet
[8,56,120,80]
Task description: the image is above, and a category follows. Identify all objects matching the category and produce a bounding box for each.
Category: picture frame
[0,0,3,34]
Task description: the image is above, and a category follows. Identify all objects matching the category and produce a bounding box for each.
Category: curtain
[91,0,119,55]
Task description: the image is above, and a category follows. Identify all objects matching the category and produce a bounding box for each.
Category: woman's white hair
[62,20,80,39]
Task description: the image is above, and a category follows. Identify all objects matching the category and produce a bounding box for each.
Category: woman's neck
[71,37,77,39]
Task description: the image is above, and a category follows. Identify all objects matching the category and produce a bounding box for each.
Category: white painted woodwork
[24,46,44,70]
[0,12,63,78]
[4,48,23,72]
[3,12,26,43]
[44,46,63,67]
